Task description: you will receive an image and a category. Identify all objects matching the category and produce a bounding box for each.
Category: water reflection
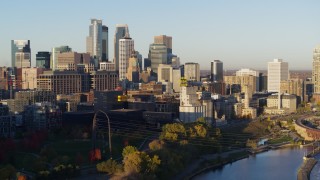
[193,146,312,180]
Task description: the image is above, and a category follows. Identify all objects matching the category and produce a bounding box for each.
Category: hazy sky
[1,0,320,70]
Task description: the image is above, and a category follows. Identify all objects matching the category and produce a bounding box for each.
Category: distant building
[267,59,289,93]
[265,94,297,114]
[126,52,140,83]
[36,51,51,69]
[184,62,200,82]
[157,64,173,82]
[56,52,92,71]
[148,44,167,75]
[99,62,115,71]
[16,67,40,90]
[114,24,129,71]
[280,79,304,102]
[119,34,134,81]
[312,45,320,94]
[51,46,72,71]
[86,19,108,65]
[211,60,223,82]
[90,70,118,91]
[11,40,31,69]
[224,75,257,94]
[236,68,260,91]
[179,86,203,123]
[154,35,173,64]
[37,71,90,94]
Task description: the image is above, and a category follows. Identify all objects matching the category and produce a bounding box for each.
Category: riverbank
[185,143,296,180]
[186,151,249,180]
[297,158,317,180]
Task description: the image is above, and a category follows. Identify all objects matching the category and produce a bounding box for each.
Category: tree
[149,140,164,151]
[160,123,186,141]
[96,159,122,174]
[123,151,160,176]
[246,139,257,149]
[122,146,138,158]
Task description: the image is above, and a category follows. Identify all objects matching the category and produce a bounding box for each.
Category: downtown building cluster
[0,18,317,138]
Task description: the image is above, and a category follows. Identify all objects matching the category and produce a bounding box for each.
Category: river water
[193,146,314,180]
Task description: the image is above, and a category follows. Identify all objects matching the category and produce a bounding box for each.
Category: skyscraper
[267,59,289,93]
[313,45,320,93]
[118,33,134,81]
[36,51,51,69]
[184,62,200,82]
[86,19,108,66]
[148,44,167,75]
[211,60,223,82]
[11,40,31,69]
[114,24,129,71]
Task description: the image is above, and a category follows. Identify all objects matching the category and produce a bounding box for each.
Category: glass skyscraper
[86,19,108,66]
[148,43,167,75]
[114,24,129,71]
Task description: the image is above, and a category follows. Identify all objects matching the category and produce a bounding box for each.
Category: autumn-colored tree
[122,146,138,158]
[96,159,122,174]
[123,151,160,176]
[149,140,164,151]
[160,123,186,141]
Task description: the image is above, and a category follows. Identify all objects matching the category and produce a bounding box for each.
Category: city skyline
[1,0,320,70]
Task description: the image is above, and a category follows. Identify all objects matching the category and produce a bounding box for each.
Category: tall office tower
[267,59,289,93]
[184,62,200,82]
[236,68,260,92]
[148,44,167,75]
[36,51,51,69]
[118,33,134,81]
[126,51,140,83]
[211,60,223,82]
[51,46,72,70]
[114,24,129,71]
[86,19,108,66]
[102,25,108,61]
[312,45,320,93]
[11,40,31,69]
[154,35,172,63]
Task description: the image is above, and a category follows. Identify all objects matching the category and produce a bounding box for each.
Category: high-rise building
[148,44,167,75]
[267,59,289,93]
[126,52,140,83]
[118,34,134,81]
[235,68,260,92]
[154,35,172,63]
[211,60,223,82]
[184,62,200,82]
[36,51,51,69]
[114,24,129,71]
[86,19,108,65]
[51,46,72,71]
[312,45,320,93]
[11,40,31,69]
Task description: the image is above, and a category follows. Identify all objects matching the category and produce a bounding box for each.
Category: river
[193,146,314,180]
